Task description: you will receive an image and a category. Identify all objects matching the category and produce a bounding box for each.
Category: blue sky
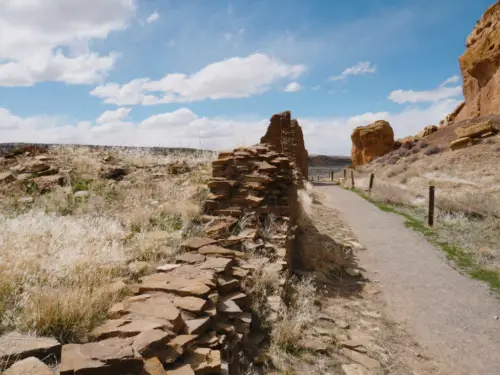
[0,0,493,155]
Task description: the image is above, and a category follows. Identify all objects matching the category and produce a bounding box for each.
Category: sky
[0,0,494,155]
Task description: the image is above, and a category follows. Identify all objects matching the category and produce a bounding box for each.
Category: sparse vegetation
[0,146,215,341]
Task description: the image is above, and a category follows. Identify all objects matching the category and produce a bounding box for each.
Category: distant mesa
[351,120,394,166]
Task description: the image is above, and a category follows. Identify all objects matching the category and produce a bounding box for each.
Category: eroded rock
[351,120,395,166]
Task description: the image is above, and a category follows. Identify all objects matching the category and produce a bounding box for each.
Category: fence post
[369,173,375,191]
[344,169,347,179]
[331,171,334,181]
[317,175,320,182]
[351,170,355,188]
[428,185,435,227]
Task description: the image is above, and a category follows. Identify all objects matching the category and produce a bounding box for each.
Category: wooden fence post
[428,185,435,227]
[344,169,347,179]
[369,173,375,191]
[351,170,355,188]
[331,171,334,181]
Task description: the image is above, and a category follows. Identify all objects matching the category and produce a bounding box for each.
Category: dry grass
[354,138,500,273]
[0,146,215,342]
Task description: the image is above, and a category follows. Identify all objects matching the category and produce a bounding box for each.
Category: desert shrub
[425,146,444,156]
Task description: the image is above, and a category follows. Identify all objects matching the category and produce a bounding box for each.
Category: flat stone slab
[173,296,208,314]
[91,319,171,340]
[156,264,181,272]
[185,317,211,335]
[131,329,171,357]
[3,357,53,375]
[184,347,221,375]
[198,246,245,258]
[0,332,61,367]
[199,257,234,273]
[143,357,166,375]
[182,238,217,251]
[177,253,206,264]
[164,364,195,375]
[109,293,184,333]
[59,337,143,375]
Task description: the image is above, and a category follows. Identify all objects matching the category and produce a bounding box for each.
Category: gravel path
[319,185,500,375]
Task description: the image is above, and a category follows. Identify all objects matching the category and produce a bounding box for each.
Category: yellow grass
[0,146,216,342]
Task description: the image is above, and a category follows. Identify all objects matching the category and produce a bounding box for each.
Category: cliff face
[260,111,309,179]
[351,120,395,166]
[457,1,500,120]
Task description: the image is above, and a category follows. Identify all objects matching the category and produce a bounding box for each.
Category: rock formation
[351,120,395,166]
[260,111,309,179]
[416,125,438,138]
[457,1,500,120]
[440,101,466,127]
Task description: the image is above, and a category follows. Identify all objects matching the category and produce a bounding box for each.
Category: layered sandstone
[457,1,500,120]
[351,120,395,166]
[260,111,309,179]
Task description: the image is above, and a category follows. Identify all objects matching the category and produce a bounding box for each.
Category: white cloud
[388,81,462,104]
[0,0,135,87]
[146,11,160,24]
[96,108,132,124]
[284,82,301,93]
[329,61,377,81]
[1,96,460,155]
[311,85,321,91]
[440,75,460,87]
[91,53,306,105]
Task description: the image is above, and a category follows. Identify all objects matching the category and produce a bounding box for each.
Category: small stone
[0,332,60,367]
[199,257,234,273]
[156,264,181,272]
[198,245,244,258]
[177,253,206,264]
[182,237,217,251]
[173,296,208,313]
[3,357,53,375]
[18,196,34,204]
[0,171,14,183]
[143,357,166,375]
[164,364,195,375]
[218,299,242,314]
[132,329,172,357]
[73,190,89,198]
[345,268,361,277]
[184,348,221,375]
[341,348,381,370]
[168,335,198,349]
[185,317,211,335]
[341,363,370,375]
[91,319,170,340]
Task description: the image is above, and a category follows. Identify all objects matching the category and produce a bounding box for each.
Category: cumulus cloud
[284,82,301,92]
[329,61,377,81]
[388,76,463,104]
[1,96,460,155]
[90,53,306,105]
[146,11,160,24]
[0,0,135,87]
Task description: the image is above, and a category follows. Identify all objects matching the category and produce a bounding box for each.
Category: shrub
[425,146,444,156]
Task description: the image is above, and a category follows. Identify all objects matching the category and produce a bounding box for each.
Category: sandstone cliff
[351,120,395,166]
[457,1,500,120]
[260,111,309,179]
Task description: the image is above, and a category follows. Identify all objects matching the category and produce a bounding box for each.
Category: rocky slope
[457,1,500,121]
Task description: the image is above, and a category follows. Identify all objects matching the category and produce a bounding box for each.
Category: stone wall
[260,111,309,180]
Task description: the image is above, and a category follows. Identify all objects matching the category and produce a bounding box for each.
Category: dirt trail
[318,185,500,375]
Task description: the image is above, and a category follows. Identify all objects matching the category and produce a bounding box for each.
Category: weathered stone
[3,357,53,375]
[33,175,65,192]
[184,348,222,375]
[205,219,237,237]
[139,274,212,297]
[207,179,237,190]
[260,111,309,179]
[416,125,438,138]
[195,331,220,348]
[173,297,208,313]
[0,171,14,183]
[216,277,240,294]
[108,293,184,332]
[458,2,500,120]
[221,292,249,308]
[59,337,143,375]
[341,363,370,375]
[143,357,167,375]
[91,319,171,340]
[185,317,211,335]
[198,245,244,258]
[164,364,195,375]
[455,120,495,138]
[168,335,198,349]
[218,299,242,314]
[181,238,217,251]
[450,137,473,151]
[340,348,381,370]
[230,195,264,208]
[156,264,182,273]
[132,329,171,357]
[177,253,206,264]
[351,120,394,166]
[0,332,60,367]
[100,166,127,180]
[199,257,234,273]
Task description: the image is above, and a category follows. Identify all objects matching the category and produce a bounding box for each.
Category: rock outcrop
[440,101,466,127]
[260,111,309,179]
[417,125,438,138]
[351,120,395,166]
[457,1,500,120]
